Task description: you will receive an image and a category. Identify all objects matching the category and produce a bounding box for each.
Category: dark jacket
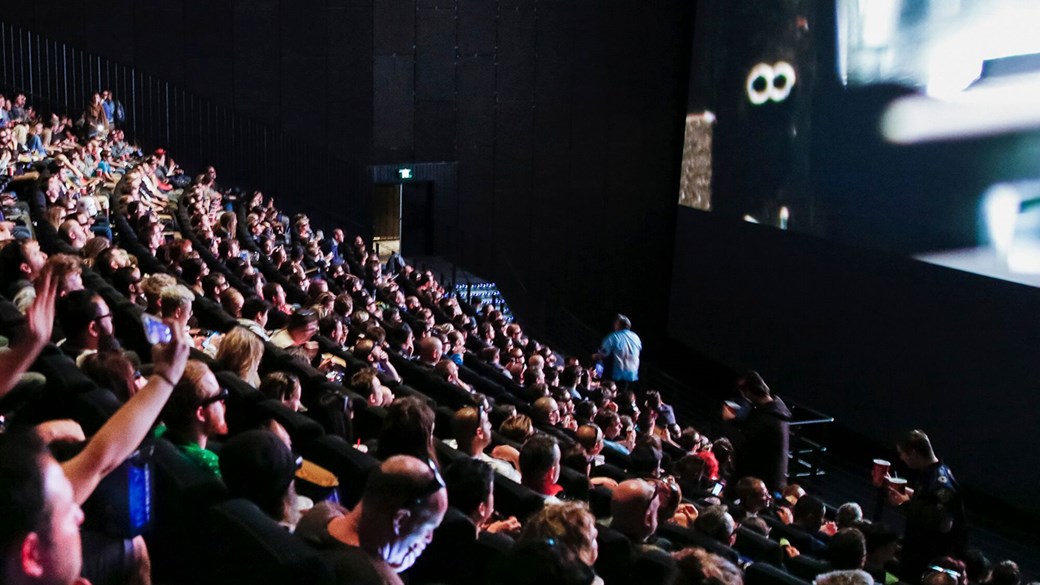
[734,395,792,492]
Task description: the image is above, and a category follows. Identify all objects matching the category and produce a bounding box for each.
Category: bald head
[610,479,659,542]
[354,455,448,573]
[418,336,442,365]
[576,424,603,455]
[532,396,560,426]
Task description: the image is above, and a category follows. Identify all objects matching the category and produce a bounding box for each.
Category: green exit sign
[398,168,413,180]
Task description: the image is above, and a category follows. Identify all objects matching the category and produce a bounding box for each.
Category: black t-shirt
[322,539,398,585]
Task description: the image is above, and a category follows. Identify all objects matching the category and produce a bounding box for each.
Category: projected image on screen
[684,0,1040,288]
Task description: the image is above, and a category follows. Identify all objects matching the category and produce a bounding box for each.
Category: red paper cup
[887,477,907,494]
[872,459,890,486]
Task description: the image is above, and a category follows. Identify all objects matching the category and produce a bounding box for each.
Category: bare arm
[62,321,190,504]
[0,270,56,400]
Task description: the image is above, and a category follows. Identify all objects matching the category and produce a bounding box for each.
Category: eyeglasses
[925,567,962,581]
[92,312,112,322]
[199,387,229,407]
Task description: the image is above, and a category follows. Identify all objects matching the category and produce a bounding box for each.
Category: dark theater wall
[669,206,1040,513]
[4,1,695,341]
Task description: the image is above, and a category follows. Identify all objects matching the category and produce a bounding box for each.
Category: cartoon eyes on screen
[746,62,797,106]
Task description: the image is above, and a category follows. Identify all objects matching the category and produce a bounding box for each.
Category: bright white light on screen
[982,185,1020,257]
[925,5,1040,100]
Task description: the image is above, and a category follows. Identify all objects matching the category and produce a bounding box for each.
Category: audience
[0,88,1019,585]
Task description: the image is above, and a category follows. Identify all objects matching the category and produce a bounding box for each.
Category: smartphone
[141,313,171,345]
[710,482,725,497]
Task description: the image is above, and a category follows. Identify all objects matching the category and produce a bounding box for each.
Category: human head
[215,326,264,385]
[519,501,599,567]
[377,397,437,463]
[500,414,534,443]
[835,502,863,529]
[44,254,83,296]
[792,493,825,532]
[962,549,992,585]
[990,561,1020,585]
[219,430,300,525]
[418,336,443,365]
[220,288,245,319]
[444,458,495,526]
[356,455,448,573]
[55,290,113,351]
[896,429,937,469]
[140,273,176,314]
[734,477,771,515]
[57,219,88,251]
[827,528,867,570]
[160,284,194,325]
[672,547,743,585]
[0,431,85,585]
[862,523,900,567]
[286,309,319,345]
[0,238,47,283]
[736,370,771,403]
[694,505,736,546]
[451,404,492,456]
[594,410,623,441]
[519,435,561,494]
[161,360,228,445]
[532,396,561,427]
[610,479,662,543]
[80,351,138,402]
[613,314,631,331]
[259,372,303,412]
[575,424,603,456]
[241,297,271,327]
[814,570,874,585]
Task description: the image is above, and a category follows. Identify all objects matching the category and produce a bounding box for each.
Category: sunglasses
[925,567,962,581]
[407,459,446,507]
[199,387,229,407]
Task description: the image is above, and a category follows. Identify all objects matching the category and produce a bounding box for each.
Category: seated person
[376,396,437,463]
[786,494,833,555]
[519,435,564,500]
[219,429,307,531]
[56,289,120,361]
[610,479,669,551]
[350,367,395,408]
[730,476,777,521]
[270,308,319,353]
[503,502,600,585]
[672,547,742,585]
[828,528,867,571]
[694,505,738,549]
[0,317,188,585]
[259,372,305,412]
[447,403,521,482]
[238,297,272,341]
[157,360,228,477]
[318,455,448,584]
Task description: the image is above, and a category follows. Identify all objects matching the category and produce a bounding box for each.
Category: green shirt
[156,425,221,478]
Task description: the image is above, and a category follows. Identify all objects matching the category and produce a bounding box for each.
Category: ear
[476,499,490,522]
[392,508,412,536]
[87,320,100,338]
[20,532,45,578]
[19,262,32,278]
[195,405,207,423]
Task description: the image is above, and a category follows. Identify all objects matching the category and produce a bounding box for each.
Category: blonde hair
[519,502,597,566]
[216,326,264,387]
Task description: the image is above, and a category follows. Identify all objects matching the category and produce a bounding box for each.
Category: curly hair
[519,501,598,567]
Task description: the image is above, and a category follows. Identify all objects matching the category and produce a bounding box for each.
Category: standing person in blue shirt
[597,314,642,389]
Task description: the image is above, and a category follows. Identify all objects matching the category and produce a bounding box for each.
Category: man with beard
[55,289,121,361]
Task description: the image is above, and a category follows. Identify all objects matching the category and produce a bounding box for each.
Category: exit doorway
[372,181,433,261]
